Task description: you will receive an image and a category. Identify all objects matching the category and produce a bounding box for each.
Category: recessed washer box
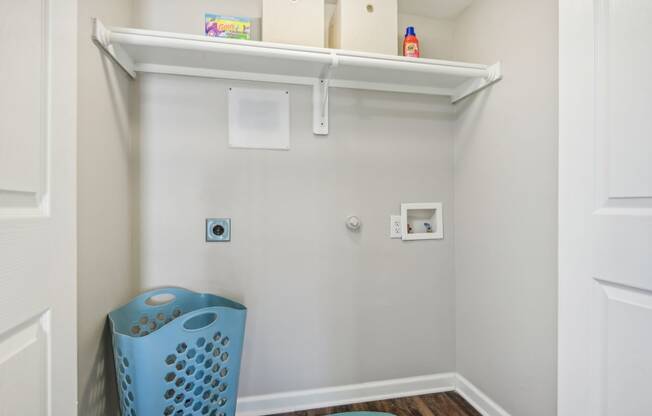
[401,203,443,240]
[206,218,231,242]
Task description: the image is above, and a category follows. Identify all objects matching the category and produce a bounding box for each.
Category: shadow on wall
[79,321,119,416]
[100,52,133,155]
[77,44,141,415]
[452,87,492,161]
[330,88,457,122]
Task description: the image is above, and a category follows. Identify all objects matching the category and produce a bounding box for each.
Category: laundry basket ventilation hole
[130,308,183,337]
[160,331,231,416]
[117,348,137,416]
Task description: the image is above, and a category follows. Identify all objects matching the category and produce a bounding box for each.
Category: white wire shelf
[92,18,502,135]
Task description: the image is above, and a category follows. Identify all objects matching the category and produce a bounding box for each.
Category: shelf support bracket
[91,18,137,79]
[313,52,339,135]
[450,62,502,104]
[313,79,329,135]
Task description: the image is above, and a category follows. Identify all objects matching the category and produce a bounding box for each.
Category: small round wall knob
[346,216,361,231]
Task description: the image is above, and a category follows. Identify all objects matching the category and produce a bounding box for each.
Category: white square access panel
[228,87,290,150]
[401,202,443,240]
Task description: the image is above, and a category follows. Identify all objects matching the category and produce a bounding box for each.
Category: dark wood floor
[269,392,482,416]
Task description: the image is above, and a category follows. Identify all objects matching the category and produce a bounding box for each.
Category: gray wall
[137,74,457,396]
[78,1,558,412]
[77,2,138,415]
[452,0,558,415]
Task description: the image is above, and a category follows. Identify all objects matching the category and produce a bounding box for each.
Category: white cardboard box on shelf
[329,0,398,55]
[262,0,325,47]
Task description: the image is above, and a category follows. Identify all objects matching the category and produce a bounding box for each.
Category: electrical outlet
[206,218,231,242]
[390,215,402,239]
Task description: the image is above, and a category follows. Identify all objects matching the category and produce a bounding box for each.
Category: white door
[559,0,652,415]
[0,0,77,415]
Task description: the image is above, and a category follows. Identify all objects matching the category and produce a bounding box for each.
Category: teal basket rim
[109,287,246,339]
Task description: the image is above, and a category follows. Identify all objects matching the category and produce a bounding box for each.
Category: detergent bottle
[403,26,420,58]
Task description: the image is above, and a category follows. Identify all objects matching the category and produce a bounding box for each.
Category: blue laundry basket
[109,288,247,416]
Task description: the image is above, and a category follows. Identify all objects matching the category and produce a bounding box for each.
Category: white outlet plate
[390,215,402,239]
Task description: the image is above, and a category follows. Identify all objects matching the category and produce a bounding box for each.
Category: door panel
[601,0,652,198]
[600,282,652,416]
[0,313,49,416]
[559,0,652,415]
[594,0,652,292]
[0,0,77,414]
[0,0,47,211]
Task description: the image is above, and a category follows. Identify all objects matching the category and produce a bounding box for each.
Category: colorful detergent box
[205,14,252,39]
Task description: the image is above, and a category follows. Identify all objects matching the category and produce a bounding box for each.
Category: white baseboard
[236,373,511,416]
[454,374,511,416]
[236,373,457,416]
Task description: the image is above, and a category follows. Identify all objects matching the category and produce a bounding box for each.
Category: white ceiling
[325,0,474,19]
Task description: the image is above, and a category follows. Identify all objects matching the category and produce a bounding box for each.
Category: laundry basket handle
[180,309,220,332]
[139,288,188,307]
